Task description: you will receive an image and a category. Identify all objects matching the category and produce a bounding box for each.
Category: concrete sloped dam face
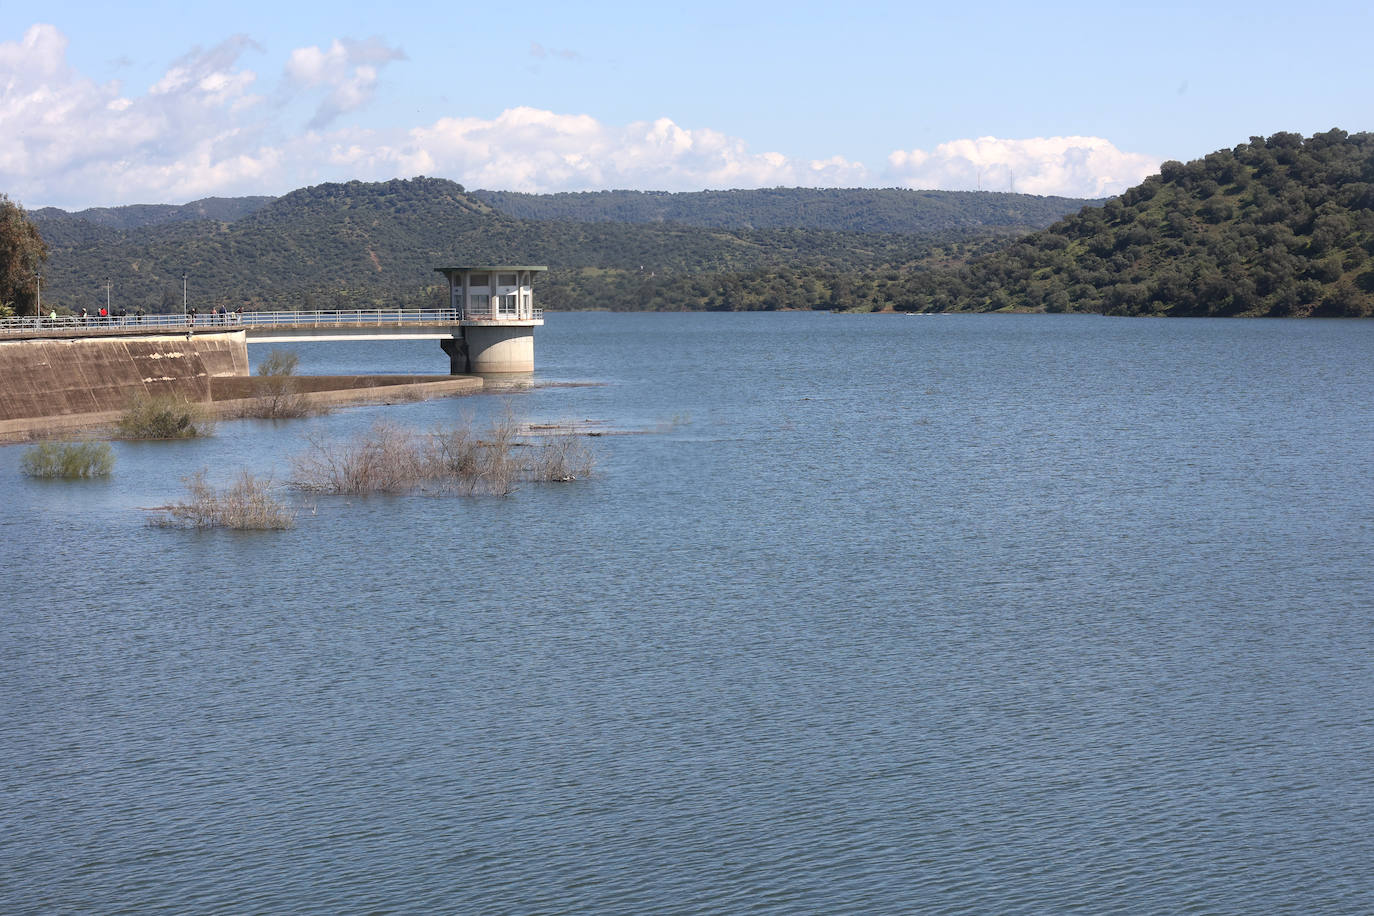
[0,332,249,422]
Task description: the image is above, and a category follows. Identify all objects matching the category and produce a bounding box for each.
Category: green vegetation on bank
[893,129,1374,316]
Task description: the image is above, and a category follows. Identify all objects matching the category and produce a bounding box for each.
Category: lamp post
[35,273,41,327]
[105,277,111,324]
[183,274,188,320]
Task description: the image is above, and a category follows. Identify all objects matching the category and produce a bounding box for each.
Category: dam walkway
[0,308,543,343]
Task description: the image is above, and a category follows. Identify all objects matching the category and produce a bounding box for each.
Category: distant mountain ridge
[33,196,276,230]
[34,186,1092,235]
[29,179,1090,313]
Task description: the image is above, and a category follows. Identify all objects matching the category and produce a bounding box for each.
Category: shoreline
[0,374,483,443]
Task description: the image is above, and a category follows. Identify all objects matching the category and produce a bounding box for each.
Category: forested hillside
[31,179,1042,313]
[892,129,1374,316]
[469,187,1093,234]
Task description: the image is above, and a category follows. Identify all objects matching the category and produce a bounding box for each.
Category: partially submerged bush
[117,394,212,439]
[231,348,321,419]
[428,408,522,495]
[292,421,430,495]
[22,441,115,478]
[153,470,295,530]
[527,433,596,482]
[292,412,596,497]
[233,378,321,420]
[257,349,300,377]
[426,422,505,495]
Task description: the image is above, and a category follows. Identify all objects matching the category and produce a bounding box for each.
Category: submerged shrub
[291,411,596,497]
[430,408,521,495]
[257,348,300,377]
[117,394,212,439]
[231,377,321,420]
[527,433,596,482]
[291,421,430,495]
[232,347,321,420]
[22,441,115,478]
[154,470,295,530]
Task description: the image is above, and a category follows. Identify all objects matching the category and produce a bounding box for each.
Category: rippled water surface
[3,312,1373,914]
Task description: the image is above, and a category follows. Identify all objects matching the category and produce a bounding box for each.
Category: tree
[1,194,49,317]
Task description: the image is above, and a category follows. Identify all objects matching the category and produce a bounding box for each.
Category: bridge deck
[0,308,542,342]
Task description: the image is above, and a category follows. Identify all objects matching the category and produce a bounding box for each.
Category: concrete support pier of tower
[434,265,546,375]
[442,323,538,374]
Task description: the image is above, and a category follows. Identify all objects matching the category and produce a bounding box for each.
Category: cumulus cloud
[0,24,276,205]
[284,37,406,129]
[387,108,871,192]
[0,24,1160,208]
[887,136,1159,198]
[0,25,410,206]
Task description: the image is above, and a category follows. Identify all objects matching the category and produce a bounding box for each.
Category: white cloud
[0,24,1160,208]
[0,21,67,80]
[284,37,406,129]
[887,136,1159,198]
[0,25,276,206]
[390,108,871,192]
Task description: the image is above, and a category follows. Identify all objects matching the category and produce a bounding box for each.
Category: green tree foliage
[469,187,1095,234]
[893,129,1374,317]
[1,193,49,317]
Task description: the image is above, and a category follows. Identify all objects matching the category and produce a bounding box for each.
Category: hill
[33,196,275,231]
[30,180,1077,313]
[892,129,1374,317]
[469,187,1095,235]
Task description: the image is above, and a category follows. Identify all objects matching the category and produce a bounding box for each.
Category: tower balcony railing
[459,301,543,321]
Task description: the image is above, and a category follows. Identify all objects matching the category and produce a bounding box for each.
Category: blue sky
[4,0,1372,208]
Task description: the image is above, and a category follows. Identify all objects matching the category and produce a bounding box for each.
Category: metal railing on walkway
[0,307,542,337]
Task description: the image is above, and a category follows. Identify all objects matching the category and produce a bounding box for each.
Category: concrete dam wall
[0,331,249,423]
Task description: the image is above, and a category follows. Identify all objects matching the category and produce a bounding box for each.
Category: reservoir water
[3,311,1373,914]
